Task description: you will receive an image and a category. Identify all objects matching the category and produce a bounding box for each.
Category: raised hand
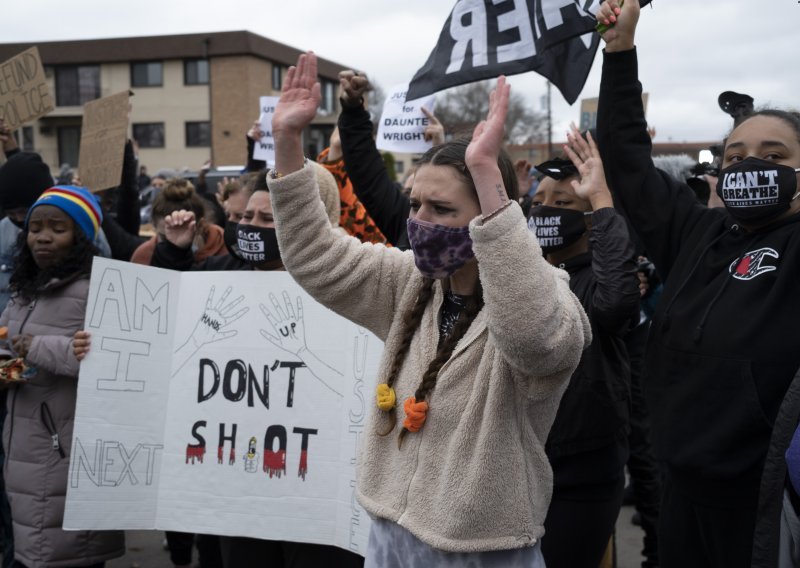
[597,0,639,52]
[247,120,265,141]
[0,119,18,153]
[163,209,197,249]
[271,52,321,138]
[514,159,535,195]
[564,125,613,210]
[259,291,307,356]
[421,107,445,146]
[465,76,510,171]
[338,71,370,107]
[464,76,511,215]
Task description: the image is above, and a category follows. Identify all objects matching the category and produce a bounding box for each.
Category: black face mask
[527,205,589,255]
[223,221,238,257]
[236,224,281,268]
[716,157,800,224]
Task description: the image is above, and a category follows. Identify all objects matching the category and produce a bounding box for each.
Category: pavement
[107,504,648,567]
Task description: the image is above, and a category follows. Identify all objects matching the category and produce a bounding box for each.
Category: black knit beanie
[0,152,54,210]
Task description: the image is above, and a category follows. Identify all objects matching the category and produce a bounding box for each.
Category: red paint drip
[217,446,223,464]
[298,450,309,481]
[263,450,286,478]
[229,448,235,465]
[186,445,205,464]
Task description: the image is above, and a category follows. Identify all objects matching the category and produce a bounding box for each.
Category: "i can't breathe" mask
[716,157,800,224]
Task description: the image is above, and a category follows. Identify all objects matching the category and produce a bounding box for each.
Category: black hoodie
[544,208,640,459]
[598,48,800,501]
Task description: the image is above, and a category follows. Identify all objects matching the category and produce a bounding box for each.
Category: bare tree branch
[434,80,547,144]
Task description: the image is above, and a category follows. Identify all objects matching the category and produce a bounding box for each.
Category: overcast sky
[6,1,799,145]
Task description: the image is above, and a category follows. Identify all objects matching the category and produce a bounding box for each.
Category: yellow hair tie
[403,397,429,432]
[376,383,396,411]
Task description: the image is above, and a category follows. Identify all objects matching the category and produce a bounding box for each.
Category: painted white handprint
[260,291,307,357]
[259,291,343,397]
[173,286,249,376]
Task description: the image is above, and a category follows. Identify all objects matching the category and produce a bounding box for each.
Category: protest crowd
[0,0,799,567]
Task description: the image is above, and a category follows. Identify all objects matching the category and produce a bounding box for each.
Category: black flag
[407,0,633,104]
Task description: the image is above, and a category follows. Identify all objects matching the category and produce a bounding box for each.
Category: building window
[57,125,81,168]
[55,66,101,106]
[131,62,163,87]
[133,123,165,148]
[184,60,209,85]
[272,65,283,90]
[185,121,210,147]
[319,80,336,114]
[13,126,35,151]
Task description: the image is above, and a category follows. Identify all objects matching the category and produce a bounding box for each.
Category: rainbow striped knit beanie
[25,185,103,241]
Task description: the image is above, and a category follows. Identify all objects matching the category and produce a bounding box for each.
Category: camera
[690,162,719,177]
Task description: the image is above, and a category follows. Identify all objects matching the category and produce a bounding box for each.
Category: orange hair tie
[403,397,429,432]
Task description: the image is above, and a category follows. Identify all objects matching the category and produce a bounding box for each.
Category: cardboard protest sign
[376,84,436,154]
[0,47,54,130]
[65,258,379,554]
[78,91,131,193]
[252,96,279,165]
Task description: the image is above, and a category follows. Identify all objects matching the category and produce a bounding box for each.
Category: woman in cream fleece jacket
[267,53,591,566]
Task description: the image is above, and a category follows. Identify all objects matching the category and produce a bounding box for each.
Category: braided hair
[396,282,483,448]
[376,139,518,447]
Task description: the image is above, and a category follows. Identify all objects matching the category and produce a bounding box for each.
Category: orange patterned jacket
[317,148,389,246]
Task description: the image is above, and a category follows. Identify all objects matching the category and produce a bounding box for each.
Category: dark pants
[542,443,627,568]
[625,322,661,567]
[659,472,758,568]
[166,532,223,567]
[219,536,364,568]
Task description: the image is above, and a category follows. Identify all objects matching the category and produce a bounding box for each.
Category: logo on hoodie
[729,247,779,280]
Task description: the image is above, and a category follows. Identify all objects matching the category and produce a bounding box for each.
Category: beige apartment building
[0,32,350,173]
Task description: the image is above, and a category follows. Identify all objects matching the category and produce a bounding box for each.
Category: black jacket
[338,104,410,249]
[752,366,800,567]
[544,207,639,458]
[598,48,800,500]
[151,239,251,272]
[101,141,146,260]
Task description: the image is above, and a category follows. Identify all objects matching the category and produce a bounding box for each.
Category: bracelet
[269,158,307,180]
[481,200,512,222]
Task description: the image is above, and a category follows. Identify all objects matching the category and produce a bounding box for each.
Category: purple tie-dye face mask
[406,218,474,280]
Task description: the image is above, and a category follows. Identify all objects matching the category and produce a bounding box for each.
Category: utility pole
[546,80,553,159]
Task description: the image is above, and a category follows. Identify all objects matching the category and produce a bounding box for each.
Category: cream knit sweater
[268,163,591,553]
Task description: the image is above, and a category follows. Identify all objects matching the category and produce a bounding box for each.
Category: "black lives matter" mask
[236,224,281,268]
[716,157,800,224]
[528,205,590,255]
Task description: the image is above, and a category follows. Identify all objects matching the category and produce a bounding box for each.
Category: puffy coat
[1,275,125,568]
